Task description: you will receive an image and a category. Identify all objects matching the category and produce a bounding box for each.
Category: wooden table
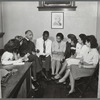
[1,62,33,98]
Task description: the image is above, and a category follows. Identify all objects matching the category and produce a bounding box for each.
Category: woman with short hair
[51,33,66,77]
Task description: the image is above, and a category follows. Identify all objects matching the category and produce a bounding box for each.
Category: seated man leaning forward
[19,30,36,61]
[19,30,41,90]
[36,31,52,80]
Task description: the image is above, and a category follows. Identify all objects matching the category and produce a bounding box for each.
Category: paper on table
[13,62,25,65]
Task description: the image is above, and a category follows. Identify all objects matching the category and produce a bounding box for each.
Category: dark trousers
[31,55,51,80]
[39,55,51,71]
[30,55,42,80]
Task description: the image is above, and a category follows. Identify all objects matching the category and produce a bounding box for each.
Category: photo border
[51,12,64,29]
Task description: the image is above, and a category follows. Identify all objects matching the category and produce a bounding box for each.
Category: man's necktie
[43,41,46,53]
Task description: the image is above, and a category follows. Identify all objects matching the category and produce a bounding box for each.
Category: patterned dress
[51,41,66,61]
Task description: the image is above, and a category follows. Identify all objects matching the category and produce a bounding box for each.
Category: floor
[31,78,98,98]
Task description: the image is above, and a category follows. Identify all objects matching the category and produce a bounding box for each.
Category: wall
[0,2,4,49]
[0,2,2,32]
[96,2,100,47]
[2,1,97,44]
[96,1,100,98]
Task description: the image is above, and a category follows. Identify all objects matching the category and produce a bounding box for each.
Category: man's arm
[46,40,52,57]
[32,42,36,55]
[35,39,40,57]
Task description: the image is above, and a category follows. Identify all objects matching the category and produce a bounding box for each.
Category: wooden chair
[75,62,99,97]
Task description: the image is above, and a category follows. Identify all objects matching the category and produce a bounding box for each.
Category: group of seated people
[0,30,100,95]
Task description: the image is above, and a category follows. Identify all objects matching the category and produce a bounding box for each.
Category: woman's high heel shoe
[57,78,66,83]
[66,89,75,96]
[51,74,56,80]
[54,74,61,79]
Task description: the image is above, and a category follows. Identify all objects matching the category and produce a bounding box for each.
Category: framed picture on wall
[51,12,64,29]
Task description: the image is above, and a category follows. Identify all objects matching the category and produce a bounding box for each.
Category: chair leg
[80,78,92,97]
[89,80,98,93]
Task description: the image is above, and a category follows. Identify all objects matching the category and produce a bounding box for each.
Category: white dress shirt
[36,37,52,57]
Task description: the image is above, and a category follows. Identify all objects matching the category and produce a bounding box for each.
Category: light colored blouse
[1,51,13,62]
[83,48,99,65]
[66,44,90,66]
[51,41,66,61]
[66,48,99,67]
[1,51,22,65]
[1,51,15,65]
[76,44,90,58]
[76,43,82,54]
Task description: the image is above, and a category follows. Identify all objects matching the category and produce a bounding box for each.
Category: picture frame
[51,12,64,29]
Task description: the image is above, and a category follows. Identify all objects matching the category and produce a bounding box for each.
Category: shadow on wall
[33,39,36,45]
[0,49,5,62]
[49,36,54,42]
[63,37,67,42]
[97,45,100,54]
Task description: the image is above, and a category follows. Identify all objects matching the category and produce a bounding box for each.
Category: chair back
[91,62,99,79]
[75,62,99,97]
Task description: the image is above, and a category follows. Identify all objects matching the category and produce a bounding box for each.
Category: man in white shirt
[36,31,52,80]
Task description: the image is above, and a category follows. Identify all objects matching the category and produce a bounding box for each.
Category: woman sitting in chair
[51,33,66,77]
[68,35,99,94]
[64,34,77,60]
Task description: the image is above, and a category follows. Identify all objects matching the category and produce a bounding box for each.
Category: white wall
[0,3,2,32]
[96,1,100,98]
[97,2,100,46]
[2,1,97,44]
[0,2,4,49]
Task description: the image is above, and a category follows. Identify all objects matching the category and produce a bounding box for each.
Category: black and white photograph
[0,0,100,99]
[51,12,64,29]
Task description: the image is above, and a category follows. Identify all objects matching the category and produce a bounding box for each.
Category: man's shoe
[41,71,48,80]
[51,76,55,80]
[46,71,51,81]
[31,80,40,91]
